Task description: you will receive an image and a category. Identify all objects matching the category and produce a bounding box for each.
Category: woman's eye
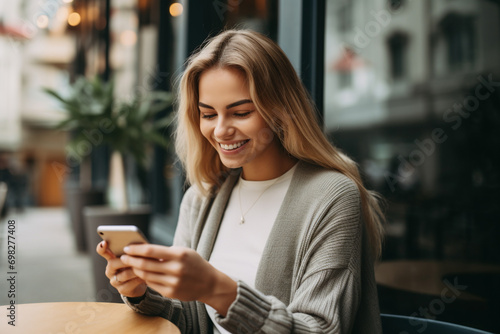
[234,111,252,117]
[201,114,216,119]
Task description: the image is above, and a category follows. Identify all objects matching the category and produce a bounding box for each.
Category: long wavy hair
[174,29,384,257]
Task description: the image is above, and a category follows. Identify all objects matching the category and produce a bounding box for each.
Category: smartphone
[97,225,149,256]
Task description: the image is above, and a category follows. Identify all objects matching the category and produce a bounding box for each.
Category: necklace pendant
[240,216,245,224]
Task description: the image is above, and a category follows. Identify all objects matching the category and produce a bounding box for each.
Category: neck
[241,155,298,181]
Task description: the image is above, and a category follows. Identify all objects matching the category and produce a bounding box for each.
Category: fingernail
[123,246,130,253]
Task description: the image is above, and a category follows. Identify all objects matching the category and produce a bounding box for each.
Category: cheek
[256,127,274,145]
[199,122,212,142]
[250,120,275,146]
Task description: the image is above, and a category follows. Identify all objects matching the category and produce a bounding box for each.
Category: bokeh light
[169,3,183,17]
[36,15,49,29]
[120,30,137,46]
[67,12,81,26]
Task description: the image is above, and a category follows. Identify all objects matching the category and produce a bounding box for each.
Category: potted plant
[101,89,173,210]
[46,76,174,302]
[84,86,173,302]
[44,76,115,252]
[46,76,173,206]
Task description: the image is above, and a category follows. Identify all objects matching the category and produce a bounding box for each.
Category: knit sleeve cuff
[215,281,272,333]
[122,287,178,317]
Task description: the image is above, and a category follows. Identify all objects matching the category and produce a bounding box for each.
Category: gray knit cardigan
[123,161,382,333]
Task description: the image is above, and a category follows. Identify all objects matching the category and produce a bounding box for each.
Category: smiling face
[198,67,292,180]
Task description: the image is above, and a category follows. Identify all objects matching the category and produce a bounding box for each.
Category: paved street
[0,207,94,305]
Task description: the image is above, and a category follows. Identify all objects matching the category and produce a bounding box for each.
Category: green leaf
[43,75,175,167]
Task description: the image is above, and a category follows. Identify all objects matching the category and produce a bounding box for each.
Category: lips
[219,140,249,151]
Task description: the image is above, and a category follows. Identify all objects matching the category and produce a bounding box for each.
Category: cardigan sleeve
[122,287,191,330]
[216,269,359,334]
[214,176,372,334]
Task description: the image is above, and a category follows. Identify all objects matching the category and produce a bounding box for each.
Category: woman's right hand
[96,241,148,298]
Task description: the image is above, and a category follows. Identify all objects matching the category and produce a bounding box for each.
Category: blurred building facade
[325,0,500,263]
[0,0,154,207]
[0,0,73,207]
[324,2,500,329]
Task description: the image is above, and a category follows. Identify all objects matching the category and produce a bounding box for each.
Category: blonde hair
[175,29,384,257]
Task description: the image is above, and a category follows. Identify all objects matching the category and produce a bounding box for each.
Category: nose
[213,115,235,141]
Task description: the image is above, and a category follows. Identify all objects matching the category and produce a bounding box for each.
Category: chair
[380,314,492,334]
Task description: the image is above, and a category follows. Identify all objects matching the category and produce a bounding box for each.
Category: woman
[97,29,384,333]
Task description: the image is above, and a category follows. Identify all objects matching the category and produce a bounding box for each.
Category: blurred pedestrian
[9,157,28,212]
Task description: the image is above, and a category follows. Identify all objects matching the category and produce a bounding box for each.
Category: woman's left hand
[121,244,237,316]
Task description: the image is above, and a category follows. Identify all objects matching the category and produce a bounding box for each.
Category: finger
[109,273,121,288]
[109,270,140,287]
[133,268,179,287]
[118,278,146,297]
[120,254,171,274]
[114,268,140,283]
[96,241,116,260]
[110,275,143,294]
[105,258,131,279]
[123,244,180,261]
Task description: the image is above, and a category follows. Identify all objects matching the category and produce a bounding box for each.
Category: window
[440,13,475,71]
[337,2,353,33]
[387,33,408,80]
[388,0,405,11]
[323,2,500,331]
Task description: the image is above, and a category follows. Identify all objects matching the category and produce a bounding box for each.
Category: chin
[220,160,243,170]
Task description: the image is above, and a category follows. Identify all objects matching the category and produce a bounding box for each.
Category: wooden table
[0,302,180,333]
[375,260,500,301]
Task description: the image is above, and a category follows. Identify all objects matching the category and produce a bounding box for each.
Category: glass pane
[224,0,278,40]
[324,1,500,332]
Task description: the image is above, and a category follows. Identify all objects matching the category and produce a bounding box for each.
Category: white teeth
[220,140,247,150]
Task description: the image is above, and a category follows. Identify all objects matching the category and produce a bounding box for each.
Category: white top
[206,164,297,334]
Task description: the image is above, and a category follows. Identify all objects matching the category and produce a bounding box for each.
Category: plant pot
[83,205,151,303]
[65,186,105,252]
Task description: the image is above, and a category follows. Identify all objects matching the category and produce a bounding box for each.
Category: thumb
[96,240,117,260]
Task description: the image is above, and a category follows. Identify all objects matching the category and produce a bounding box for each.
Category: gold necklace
[238,177,280,224]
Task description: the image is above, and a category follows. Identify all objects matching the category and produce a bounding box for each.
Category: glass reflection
[324,1,500,331]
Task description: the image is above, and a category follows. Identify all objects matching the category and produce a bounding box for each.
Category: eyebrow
[198,99,253,110]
